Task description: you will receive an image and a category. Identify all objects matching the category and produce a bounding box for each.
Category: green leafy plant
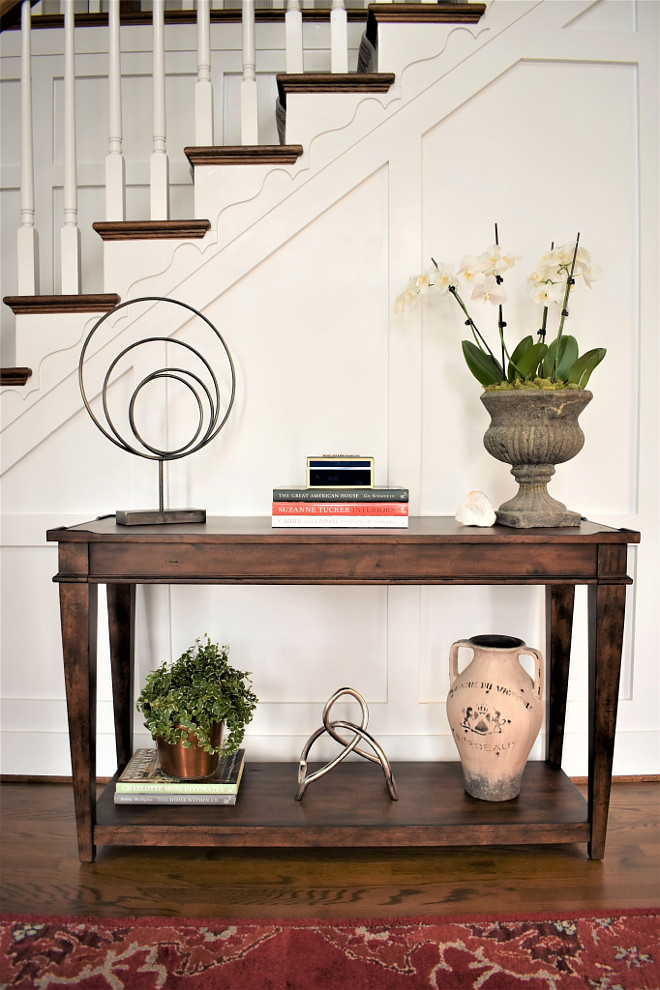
[136,636,258,755]
[395,229,606,390]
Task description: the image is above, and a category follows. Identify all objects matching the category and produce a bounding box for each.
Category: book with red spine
[272,502,408,516]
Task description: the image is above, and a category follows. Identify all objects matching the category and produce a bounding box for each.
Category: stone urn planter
[446,634,545,802]
[480,389,592,528]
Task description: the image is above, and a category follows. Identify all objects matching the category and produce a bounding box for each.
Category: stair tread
[185,146,304,166]
[366,3,486,44]
[0,367,32,386]
[277,72,395,106]
[92,220,211,241]
[3,293,120,314]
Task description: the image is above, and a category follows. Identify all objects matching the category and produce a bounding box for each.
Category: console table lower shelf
[95,761,589,850]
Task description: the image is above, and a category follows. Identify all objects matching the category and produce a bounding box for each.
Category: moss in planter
[484,377,584,392]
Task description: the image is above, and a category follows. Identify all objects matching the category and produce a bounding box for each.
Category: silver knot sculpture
[295,687,397,801]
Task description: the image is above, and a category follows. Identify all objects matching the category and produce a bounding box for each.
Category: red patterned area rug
[1,910,658,989]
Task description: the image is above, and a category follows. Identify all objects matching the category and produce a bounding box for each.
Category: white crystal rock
[455,491,497,527]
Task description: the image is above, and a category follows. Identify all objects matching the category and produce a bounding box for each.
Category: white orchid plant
[395,230,606,390]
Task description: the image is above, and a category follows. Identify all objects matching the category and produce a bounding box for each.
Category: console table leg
[60,581,98,863]
[545,584,575,769]
[587,582,626,861]
[107,584,136,769]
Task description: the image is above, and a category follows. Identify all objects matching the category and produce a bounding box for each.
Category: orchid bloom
[528,264,554,288]
[573,246,602,287]
[531,242,601,293]
[393,262,457,313]
[471,273,507,306]
[478,245,518,277]
[429,261,455,294]
[393,279,419,313]
[531,280,564,307]
[457,254,483,283]
[414,270,435,293]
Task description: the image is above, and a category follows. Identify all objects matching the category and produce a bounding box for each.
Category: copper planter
[156,722,223,779]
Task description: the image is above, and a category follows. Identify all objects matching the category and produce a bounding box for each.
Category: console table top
[47,515,640,545]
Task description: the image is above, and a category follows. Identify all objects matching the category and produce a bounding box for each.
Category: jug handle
[518,646,544,700]
[449,639,473,686]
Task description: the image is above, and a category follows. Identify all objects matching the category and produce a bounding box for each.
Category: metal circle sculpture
[78,296,236,525]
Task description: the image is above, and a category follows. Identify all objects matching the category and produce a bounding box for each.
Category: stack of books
[114,748,245,805]
[272,486,409,528]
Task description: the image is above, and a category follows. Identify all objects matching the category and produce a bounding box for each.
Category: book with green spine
[115,747,245,793]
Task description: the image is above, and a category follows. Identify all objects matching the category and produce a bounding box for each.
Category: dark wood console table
[46,515,639,863]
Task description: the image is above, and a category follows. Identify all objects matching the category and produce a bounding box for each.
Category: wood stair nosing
[276,72,396,108]
[3,293,121,315]
[0,367,32,386]
[92,220,211,241]
[366,3,487,46]
[184,145,304,167]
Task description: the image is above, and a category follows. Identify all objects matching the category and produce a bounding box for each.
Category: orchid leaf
[543,334,579,381]
[567,348,607,388]
[511,341,548,380]
[507,336,535,382]
[462,340,504,387]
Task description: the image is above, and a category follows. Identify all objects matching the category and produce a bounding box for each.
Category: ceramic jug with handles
[446,634,544,801]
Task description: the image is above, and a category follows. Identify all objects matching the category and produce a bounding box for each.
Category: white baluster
[151,0,169,219]
[196,0,214,145]
[61,0,80,294]
[330,0,348,73]
[106,0,125,220]
[241,0,258,145]
[285,0,303,74]
[18,0,38,295]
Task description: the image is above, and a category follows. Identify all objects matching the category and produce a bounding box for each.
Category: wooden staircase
[0,2,485,387]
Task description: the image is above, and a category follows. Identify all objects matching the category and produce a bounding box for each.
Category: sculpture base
[116,508,206,526]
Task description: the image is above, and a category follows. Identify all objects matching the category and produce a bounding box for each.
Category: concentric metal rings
[78,296,235,462]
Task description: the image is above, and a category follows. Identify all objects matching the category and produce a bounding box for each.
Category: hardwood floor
[1,780,658,919]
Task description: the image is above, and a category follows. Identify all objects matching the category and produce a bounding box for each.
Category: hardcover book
[272,515,409,528]
[273,486,409,502]
[113,791,238,805]
[116,748,245,793]
[272,502,408,516]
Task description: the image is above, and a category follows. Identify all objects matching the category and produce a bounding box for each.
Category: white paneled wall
[1,0,658,778]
